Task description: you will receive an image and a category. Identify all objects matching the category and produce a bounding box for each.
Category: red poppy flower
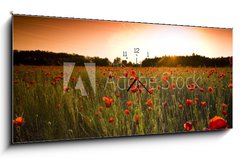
[54,75,63,81]
[228,83,232,89]
[131,69,136,77]
[135,115,139,125]
[218,74,225,78]
[208,116,228,130]
[208,87,214,93]
[200,88,204,92]
[124,109,130,115]
[186,99,193,106]
[102,97,113,107]
[79,105,84,110]
[130,86,138,93]
[148,107,152,111]
[163,75,169,81]
[221,103,228,108]
[13,116,24,126]
[63,87,70,92]
[99,107,103,112]
[178,104,183,109]
[171,83,176,89]
[184,121,192,131]
[148,88,154,94]
[126,101,132,107]
[146,99,153,107]
[108,117,115,123]
[201,101,207,107]
[108,72,113,79]
[221,110,228,116]
[122,71,128,77]
[194,84,198,89]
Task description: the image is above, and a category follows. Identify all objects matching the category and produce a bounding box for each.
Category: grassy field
[12,66,232,143]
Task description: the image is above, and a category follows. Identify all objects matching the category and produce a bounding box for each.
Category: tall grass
[12,66,232,143]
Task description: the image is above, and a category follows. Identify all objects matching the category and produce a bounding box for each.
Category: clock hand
[127,77,152,94]
[138,80,152,94]
[127,78,137,92]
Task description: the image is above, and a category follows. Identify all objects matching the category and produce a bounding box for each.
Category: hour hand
[127,78,137,92]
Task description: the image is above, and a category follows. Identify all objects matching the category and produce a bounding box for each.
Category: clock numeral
[123,51,128,59]
[134,48,140,54]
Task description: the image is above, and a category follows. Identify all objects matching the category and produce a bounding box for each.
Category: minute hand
[127,78,137,92]
[138,80,152,94]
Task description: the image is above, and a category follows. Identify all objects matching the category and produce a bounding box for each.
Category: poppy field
[12,66,232,143]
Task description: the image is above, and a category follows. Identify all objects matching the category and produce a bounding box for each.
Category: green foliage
[13,50,111,66]
[142,54,232,67]
[12,66,232,143]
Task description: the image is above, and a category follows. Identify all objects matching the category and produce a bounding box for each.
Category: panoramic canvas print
[12,14,232,143]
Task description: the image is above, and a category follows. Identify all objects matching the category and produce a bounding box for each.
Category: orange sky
[13,15,232,63]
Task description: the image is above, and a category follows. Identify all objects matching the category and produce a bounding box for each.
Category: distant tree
[13,50,111,66]
[13,50,232,67]
[127,61,133,67]
[122,60,127,66]
[113,57,122,66]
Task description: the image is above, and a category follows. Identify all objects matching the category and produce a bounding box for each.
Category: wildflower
[108,72,113,79]
[130,86,138,93]
[201,101,207,107]
[194,98,199,104]
[64,87,70,92]
[178,104,183,109]
[135,115,139,125]
[108,117,115,123]
[124,109,130,115]
[221,103,228,108]
[163,75,169,81]
[102,97,113,107]
[79,105,83,110]
[13,116,24,126]
[228,83,232,89]
[186,99,193,106]
[148,88,154,94]
[221,110,228,116]
[208,87,214,93]
[103,97,113,107]
[131,69,136,77]
[208,116,228,130]
[171,83,176,89]
[148,107,152,111]
[184,121,192,131]
[99,107,103,112]
[146,99,153,107]
[126,101,132,107]
[200,88,204,92]
[122,71,128,77]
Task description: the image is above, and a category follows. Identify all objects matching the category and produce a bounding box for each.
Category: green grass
[12,66,232,143]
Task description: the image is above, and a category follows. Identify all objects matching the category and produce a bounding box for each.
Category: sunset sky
[13,15,232,63]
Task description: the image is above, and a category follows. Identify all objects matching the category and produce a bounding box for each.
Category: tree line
[142,53,232,67]
[13,50,232,67]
